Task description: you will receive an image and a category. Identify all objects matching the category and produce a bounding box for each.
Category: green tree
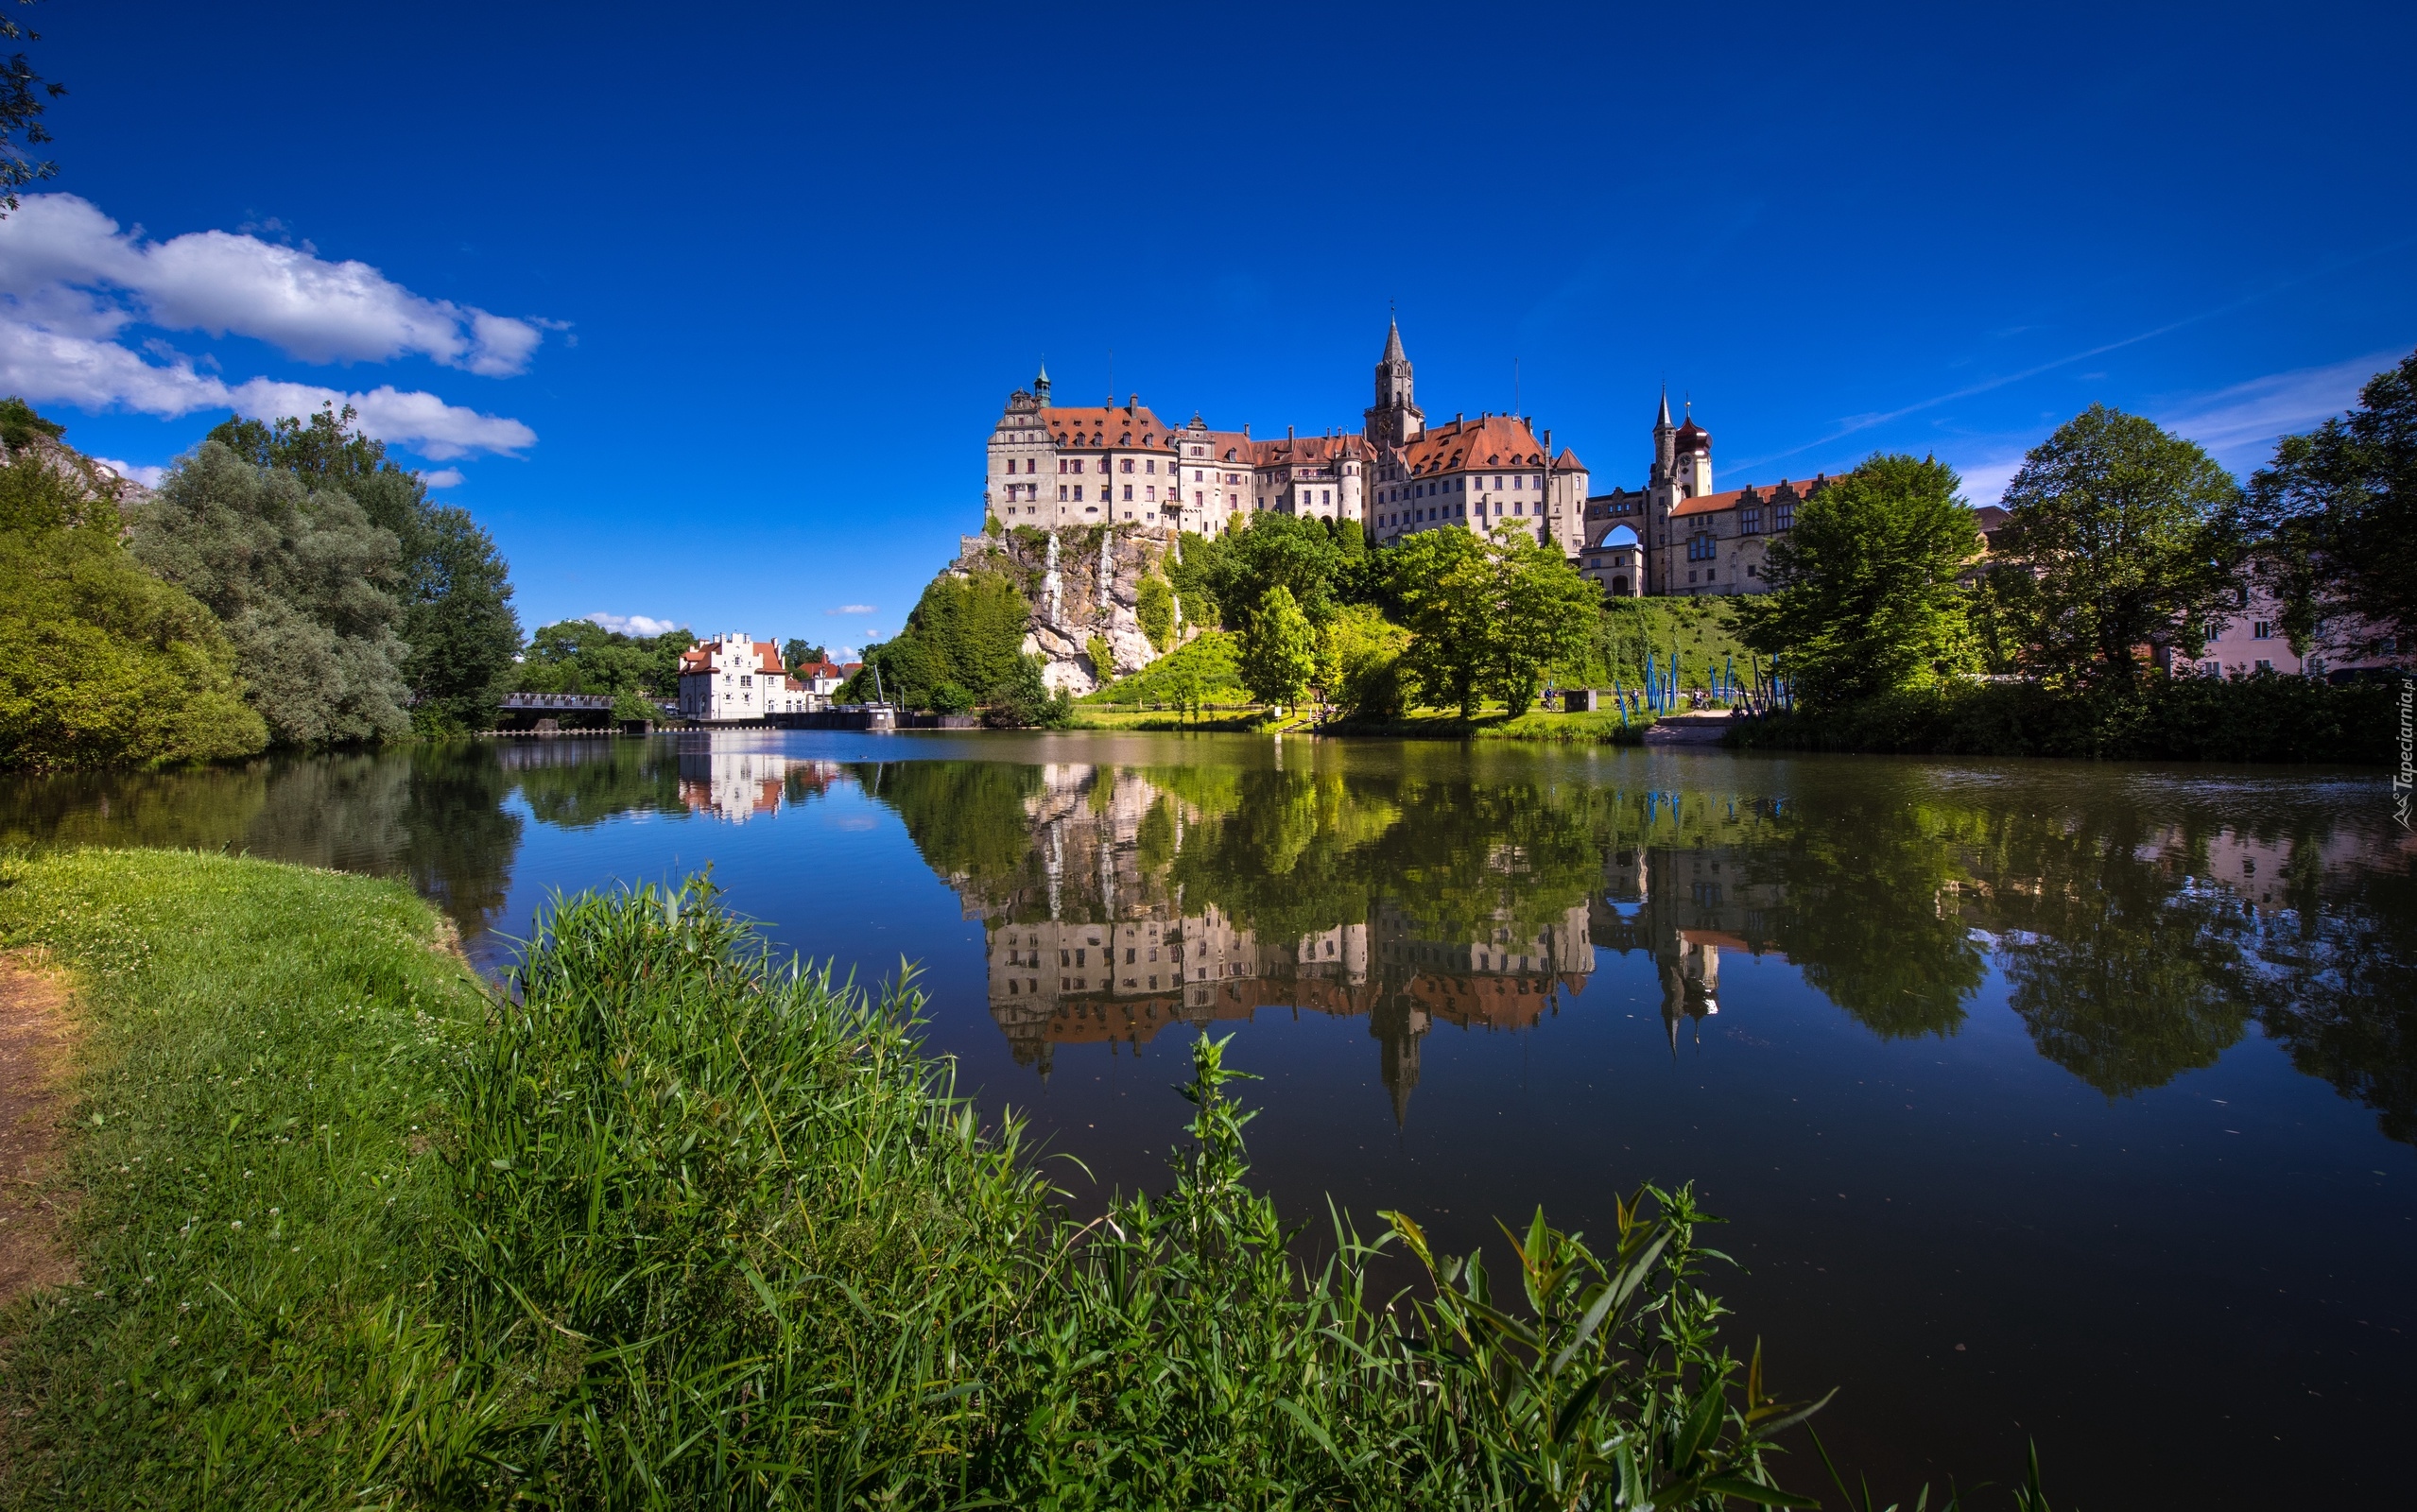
[1319,604,1411,721]
[0,1,63,215]
[849,569,1030,711]
[1165,530,1222,630]
[518,618,687,698]
[1491,525,1600,713]
[1210,514,1355,627]
[1136,571,1177,651]
[403,507,519,732]
[1389,527,1493,717]
[782,638,827,671]
[1237,585,1316,711]
[1733,455,1981,711]
[1386,526,1596,717]
[205,406,523,729]
[2247,348,2417,655]
[1990,406,2244,684]
[131,442,412,746]
[0,449,266,769]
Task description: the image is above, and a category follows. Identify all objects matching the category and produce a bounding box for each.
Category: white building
[677,632,824,721]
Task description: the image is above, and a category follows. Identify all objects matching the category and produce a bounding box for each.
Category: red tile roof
[1668,475,1831,520]
[1252,433,1372,468]
[1400,414,1546,475]
[1554,446,1585,472]
[1044,405,1173,450]
[678,639,786,676]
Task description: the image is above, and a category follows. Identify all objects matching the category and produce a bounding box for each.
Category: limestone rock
[975,524,1179,696]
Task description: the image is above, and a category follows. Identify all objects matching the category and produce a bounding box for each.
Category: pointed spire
[1382,317,1407,366]
[1655,386,1672,429]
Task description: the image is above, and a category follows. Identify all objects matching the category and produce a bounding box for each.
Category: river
[8,730,2411,1504]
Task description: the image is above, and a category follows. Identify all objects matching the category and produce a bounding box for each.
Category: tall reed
[414,876,1837,1508]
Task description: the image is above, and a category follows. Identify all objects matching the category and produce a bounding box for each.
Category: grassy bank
[1726,674,2397,764]
[1,852,2054,1507]
[0,848,483,1504]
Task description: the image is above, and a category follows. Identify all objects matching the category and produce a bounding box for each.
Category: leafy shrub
[1138,570,1177,649]
[983,653,1074,728]
[930,679,975,713]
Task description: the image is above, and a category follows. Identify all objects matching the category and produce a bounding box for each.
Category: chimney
[1129,394,1137,412]
[1456,412,1464,425]
[1287,424,1295,440]
[1244,423,1251,438]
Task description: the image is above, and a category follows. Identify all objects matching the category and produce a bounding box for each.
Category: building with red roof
[982,319,1591,553]
[676,632,837,722]
[1578,389,1839,598]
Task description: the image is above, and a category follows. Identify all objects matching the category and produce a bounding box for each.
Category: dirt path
[0,952,77,1311]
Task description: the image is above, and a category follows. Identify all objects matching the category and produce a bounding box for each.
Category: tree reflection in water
[6,738,2409,1143]
[858,752,2417,1143]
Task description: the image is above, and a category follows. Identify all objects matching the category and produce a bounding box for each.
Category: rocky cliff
[950,524,1184,696]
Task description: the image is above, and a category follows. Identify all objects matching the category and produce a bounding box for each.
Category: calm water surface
[9,731,2413,1504]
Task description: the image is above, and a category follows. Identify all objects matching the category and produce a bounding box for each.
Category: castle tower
[1673,402,1713,498]
[1363,318,1425,447]
[1033,362,1051,405]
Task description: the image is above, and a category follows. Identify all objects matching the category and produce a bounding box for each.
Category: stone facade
[1579,392,1829,597]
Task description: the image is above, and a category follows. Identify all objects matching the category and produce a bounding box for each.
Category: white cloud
[1952,453,2030,508]
[827,604,876,614]
[585,612,685,638]
[421,467,465,488]
[91,456,166,488]
[2158,351,2395,470]
[0,194,549,373]
[1949,350,2399,506]
[0,314,538,457]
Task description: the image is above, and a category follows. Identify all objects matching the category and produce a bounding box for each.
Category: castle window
[1742,507,1760,534]
[1058,459,1066,472]
[1774,503,1793,529]
[1074,486,1083,501]
[1121,458,1133,472]
[1058,485,1067,501]
[1123,485,1132,501]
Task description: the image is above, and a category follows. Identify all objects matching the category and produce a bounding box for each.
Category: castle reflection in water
[925,762,1757,1124]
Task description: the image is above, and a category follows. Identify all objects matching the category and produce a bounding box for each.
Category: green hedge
[1728,674,2397,764]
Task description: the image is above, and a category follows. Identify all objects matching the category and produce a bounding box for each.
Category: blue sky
[9,0,2413,654]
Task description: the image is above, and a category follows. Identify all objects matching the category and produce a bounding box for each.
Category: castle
[983,319,1591,558]
[980,319,1835,599]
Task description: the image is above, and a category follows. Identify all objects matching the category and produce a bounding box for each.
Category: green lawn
[0,848,483,1506]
